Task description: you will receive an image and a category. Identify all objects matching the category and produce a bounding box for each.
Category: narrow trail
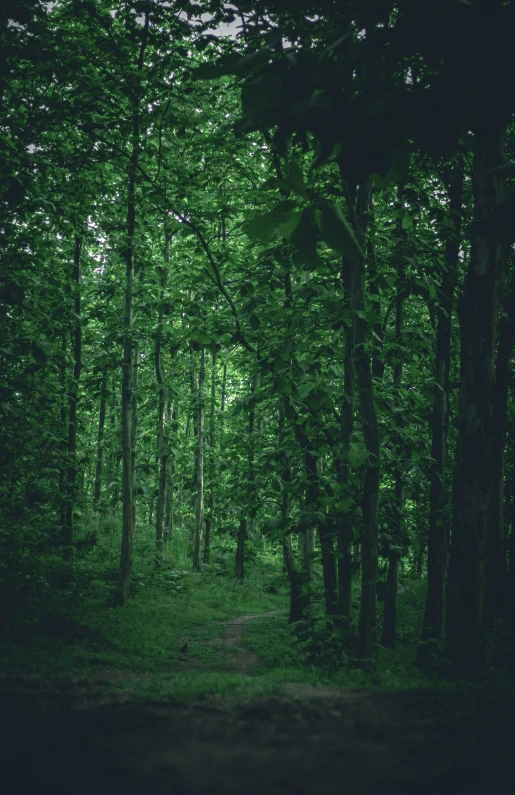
[216,612,350,696]
[221,611,280,673]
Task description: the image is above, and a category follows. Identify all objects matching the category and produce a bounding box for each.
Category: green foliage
[2,0,515,692]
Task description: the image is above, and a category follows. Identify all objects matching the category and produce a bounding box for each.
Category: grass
[0,524,289,683]
[2,518,513,700]
[242,578,436,690]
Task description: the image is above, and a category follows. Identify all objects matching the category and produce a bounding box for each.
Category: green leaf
[290,208,318,265]
[249,313,261,330]
[191,331,211,345]
[245,200,296,242]
[271,477,282,492]
[348,442,371,467]
[287,161,307,197]
[278,210,302,240]
[316,200,363,258]
[336,496,354,512]
[304,391,326,410]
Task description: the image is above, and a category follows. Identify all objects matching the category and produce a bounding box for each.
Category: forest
[2,0,515,761]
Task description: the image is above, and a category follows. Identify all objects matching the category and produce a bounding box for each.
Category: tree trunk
[279,403,309,621]
[93,365,108,512]
[116,9,149,606]
[234,374,258,581]
[418,170,462,665]
[63,233,82,561]
[382,182,407,650]
[193,347,205,571]
[298,449,337,618]
[336,255,355,624]
[235,518,246,582]
[348,180,380,663]
[414,537,425,577]
[298,527,315,586]
[204,349,217,564]
[155,240,172,553]
[283,535,306,623]
[483,272,515,654]
[164,399,176,541]
[446,126,509,677]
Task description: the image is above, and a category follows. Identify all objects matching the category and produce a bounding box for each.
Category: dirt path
[221,611,280,673]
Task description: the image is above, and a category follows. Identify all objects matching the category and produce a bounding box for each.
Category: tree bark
[381,182,407,650]
[483,272,515,653]
[348,180,380,663]
[234,374,257,581]
[234,518,247,582]
[116,8,149,606]
[279,403,309,621]
[155,237,172,553]
[418,170,463,665]
[446,126,509,677]
[204,349,217,564]
[58,333,68,535]
[93,365,108,513]
[63,232,82,561]
[336,256,354,623]
[298,526,315,587]
[164,399,176,541]
[193,347,205,571]
[299,449,337,618]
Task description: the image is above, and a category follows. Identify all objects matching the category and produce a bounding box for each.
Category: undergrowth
[2,513,511,700]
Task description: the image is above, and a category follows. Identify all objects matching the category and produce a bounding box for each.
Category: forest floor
[1,608,514,795]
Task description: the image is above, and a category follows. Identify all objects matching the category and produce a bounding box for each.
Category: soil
[1,613,513,794]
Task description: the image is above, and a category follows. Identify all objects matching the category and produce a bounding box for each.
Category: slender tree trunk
[415,537,425,577]
[278,403,308,621]
[367,200,385,382]
[164,399,176,541]
[507,462,515,649]
[155,239,172,553]
[446,126,509,677]
[189,345,199,495]
[116,10,149,606]
[382,183,407,649]
[93,365,108,512]
[298,527,315,586]
[418,171,463,665]
[204,349,217,564]
[235,518,247,581]
[347,179,380,663]
[483,273,515,653]
[130,270,144,530]
[193,347,205,571]
[337,256,355,623]
[234,374,258,581]
[296,447,337,618]
[63,233,82,561]
[220,363,227,413]
[283,535,306,623]
[59,333,68,534]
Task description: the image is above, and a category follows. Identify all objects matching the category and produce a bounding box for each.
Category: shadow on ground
[0,682,512,795]
[2,612,512,794]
